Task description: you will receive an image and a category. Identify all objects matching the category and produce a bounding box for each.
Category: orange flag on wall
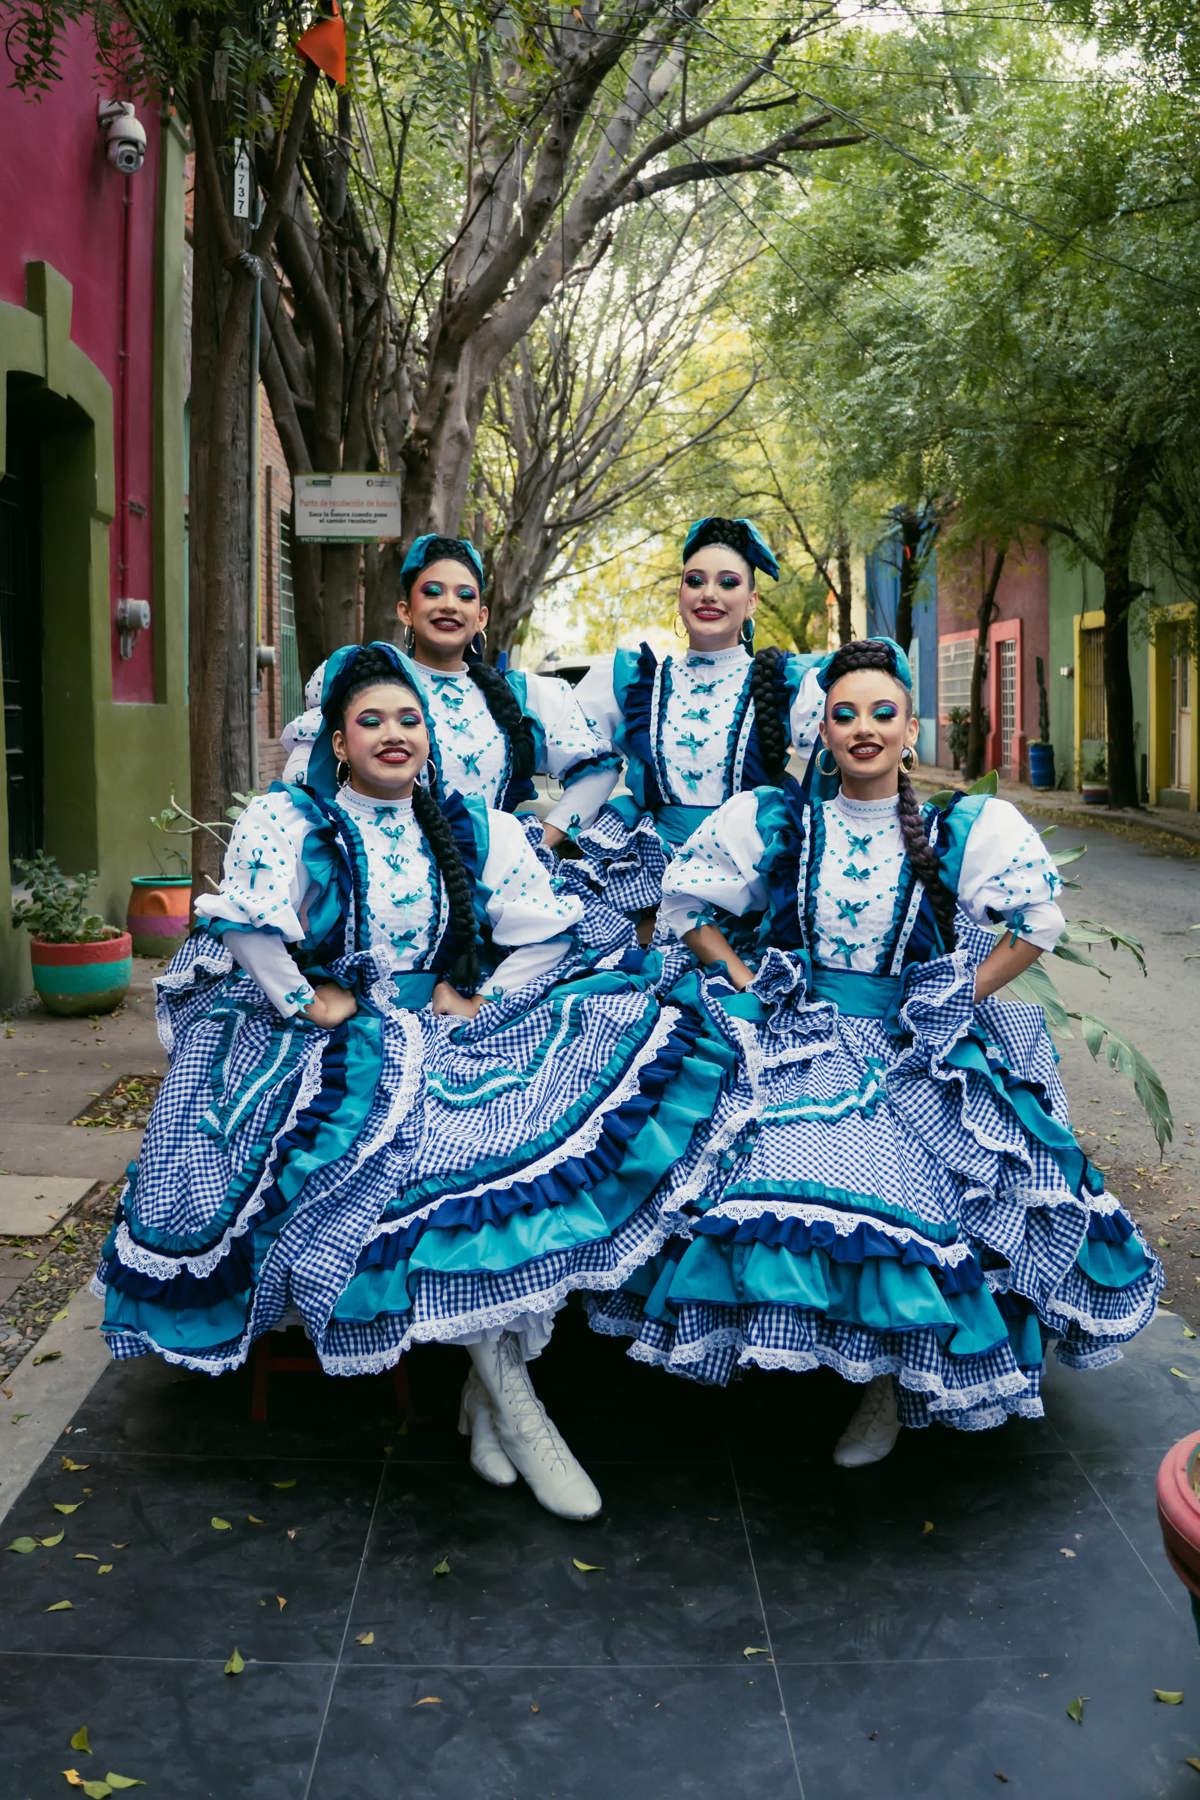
[296,0,347,86]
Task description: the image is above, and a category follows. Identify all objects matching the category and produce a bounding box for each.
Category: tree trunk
[188,201,253,896]
[965,546,1006,781]
[894,507,928,653]
[363,542,402,647]
[835,537,853,645]
[1102,449,1150,809]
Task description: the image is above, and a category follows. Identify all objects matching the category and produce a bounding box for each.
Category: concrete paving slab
[0,1281,110,1523]
[0,1174,95,1236]
[0,1123,141,1181]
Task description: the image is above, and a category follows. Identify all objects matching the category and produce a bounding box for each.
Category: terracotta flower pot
[126,875,192,957]
[29,932,133,1017]
[1156,1430,1200,1645]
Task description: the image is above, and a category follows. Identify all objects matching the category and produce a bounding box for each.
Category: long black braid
[329,647,482,990]
[821,638,958,951]
[748,646,790,782]
[466,662,536,783]
[411,785,482,992]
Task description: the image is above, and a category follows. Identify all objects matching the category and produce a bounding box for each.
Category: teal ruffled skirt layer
[588,949,1162,1431]
[97,937,732,1377]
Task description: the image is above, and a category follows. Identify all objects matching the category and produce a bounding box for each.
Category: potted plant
[126,827,192,959]
[11,853,132,1016]
[946,707,971,772]
[1028,656,1056,790]
[1157,1432,1200,1645]
[1080,747,1108,805]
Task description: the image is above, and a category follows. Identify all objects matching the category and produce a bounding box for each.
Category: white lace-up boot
[832,1373,902,1468]
[457,1369,518,1488]
[468,1335,602,1520]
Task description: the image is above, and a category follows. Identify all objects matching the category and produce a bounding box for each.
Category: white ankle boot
[457,1369,518,1488]
[833,1373,902,1468]
[468,1335,602,1520]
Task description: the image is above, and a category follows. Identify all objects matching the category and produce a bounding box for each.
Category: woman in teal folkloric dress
[97,645,728,1519]
[588,637,1162,1466]
[564,517,827,929]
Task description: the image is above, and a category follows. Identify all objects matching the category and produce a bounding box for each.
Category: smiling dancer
[97,645,725,1518]
[567,517,826,930]
[588,636,1162,1464]
[282,535,618,853]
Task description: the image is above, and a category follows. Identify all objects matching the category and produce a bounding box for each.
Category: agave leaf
[1051,847,1088,869]
[1004,957,1073,1033]
[1050,941,1110,978]
[1076,1012,1174,1152]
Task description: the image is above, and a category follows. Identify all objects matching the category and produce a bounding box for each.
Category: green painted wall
[0,122,189,1008]
[1047,537,1151,795]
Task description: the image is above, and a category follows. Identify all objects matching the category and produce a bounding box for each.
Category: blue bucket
[1028,741,1055,790]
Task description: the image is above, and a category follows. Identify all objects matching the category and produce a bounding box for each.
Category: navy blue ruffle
[689,1210,986,1296]
[356,1010,716,1268]
[622,643,667,814]
[99,1025,354,1305]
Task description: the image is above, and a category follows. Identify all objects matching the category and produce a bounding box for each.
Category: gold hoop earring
[336,759,351,786]
[816,747,839,777]
[901,745,918,772]
[402,625,415,653]
[673,615,688,641]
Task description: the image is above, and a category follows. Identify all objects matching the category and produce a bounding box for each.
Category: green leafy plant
[10,854,119,945]
[150,794,257,885]
[946,707,971,770]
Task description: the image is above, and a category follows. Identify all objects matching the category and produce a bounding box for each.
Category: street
[1031,818,1200,1313]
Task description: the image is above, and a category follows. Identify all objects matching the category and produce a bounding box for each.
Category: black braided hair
[683,517,757,576]
[401,535,482,596]
[821,638,958,951]
[467,662,537,784]
[325,644,417,724]
[411,785,482,992]
[748,645,790,781]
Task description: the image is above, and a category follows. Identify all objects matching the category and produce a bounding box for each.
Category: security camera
[98,99,147,176]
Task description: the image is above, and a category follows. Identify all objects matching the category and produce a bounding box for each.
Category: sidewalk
[0,963,166,1516]
[910,763,1200,849]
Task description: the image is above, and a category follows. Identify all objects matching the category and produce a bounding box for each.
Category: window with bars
[938,637,974,716]
[1079,626,1106,740]
[278,508,303,724]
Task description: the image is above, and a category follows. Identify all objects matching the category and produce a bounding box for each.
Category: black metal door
[0,421,43,867]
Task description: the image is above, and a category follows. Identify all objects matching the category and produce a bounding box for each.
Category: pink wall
[936,530,1051,775]
[0,19,162,702]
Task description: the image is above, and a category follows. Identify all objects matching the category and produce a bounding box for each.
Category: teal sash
[605,794,711,848]
[391,971,439,1009]
[809,967,904,1027]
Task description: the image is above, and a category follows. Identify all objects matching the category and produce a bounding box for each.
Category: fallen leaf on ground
[247,1515,265,1526]
[995,1775,1009,1785]
[74,1554,99,1563]
[33,1351,62,1365]
[60,1458,89,1472]
[224,1647,245,1676]
[97,1564,113,1575]
[40,1531,65,1547]
[414,1697,443,1706]
[743,1646,770,1658]
[571,1557,604,1572]
[45,1600,73,1612]
[1171,1369,1194,1381]
[922,1521,934,1535]
[210,1517,232,1531]
[356,1631,375,1646]
[276,1596,287,1611]
[1155,1690,1185,1705]
[11,1413,30,1423]
[272,1478,297,1490]
[103,1777,145,1790]
[110,1543,129,1550]
[1186,1329,1198,1341]
[53,1503,81,1515]
[6,1536,37,1553]
[530,1703,541,1714]
[1186,1756,1200,1773]
[69,1726,92,1754]
[432,1557,450,1577]
[1060,1548,1077,1559]
[1066,1695,1087,1725]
